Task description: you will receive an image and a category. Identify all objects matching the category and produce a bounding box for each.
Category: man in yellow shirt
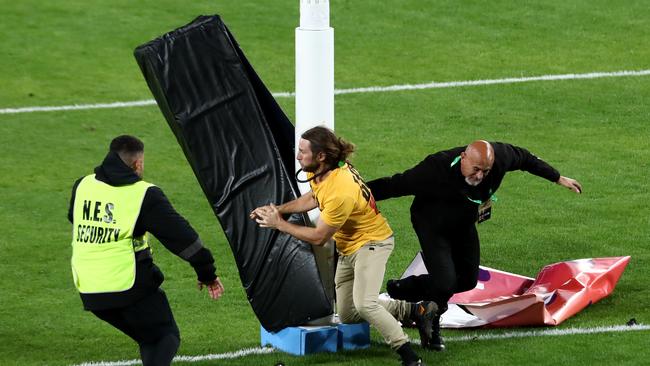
[251,126,436,366]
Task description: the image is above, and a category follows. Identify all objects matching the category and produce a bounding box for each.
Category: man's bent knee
[354,302,382,321]
[338,308,361,324]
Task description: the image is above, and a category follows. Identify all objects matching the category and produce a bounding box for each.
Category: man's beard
[301,161,320,173]
[465,177,481,186]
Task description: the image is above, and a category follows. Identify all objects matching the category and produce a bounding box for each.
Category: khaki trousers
[335,236,412,349]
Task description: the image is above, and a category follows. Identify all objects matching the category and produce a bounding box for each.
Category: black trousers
[92,288,180,366]
[388,218,480,312]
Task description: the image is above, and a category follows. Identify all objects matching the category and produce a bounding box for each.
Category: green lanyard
[450,155,461,167]
[450,155,498,205]
[467,194,498,205]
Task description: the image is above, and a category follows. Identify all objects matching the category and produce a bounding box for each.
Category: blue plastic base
[337,322,371,350]
[261,322,370,355]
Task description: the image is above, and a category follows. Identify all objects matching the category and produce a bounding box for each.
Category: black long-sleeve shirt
[68,151,217,310]
[367,142,560,228]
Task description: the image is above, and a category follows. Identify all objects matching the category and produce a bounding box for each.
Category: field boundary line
[3,69,650,115]
[71,324,649,365]
[72,346,275,366]
[440,323,649,343]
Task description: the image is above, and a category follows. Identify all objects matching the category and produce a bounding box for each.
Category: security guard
[68,135,224,366]
[368,140,582,352]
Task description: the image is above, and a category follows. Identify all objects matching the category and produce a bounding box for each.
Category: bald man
[367,141,581,351]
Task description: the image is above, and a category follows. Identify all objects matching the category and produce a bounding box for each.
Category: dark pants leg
[388,220,480,311]
[92,289,180,366]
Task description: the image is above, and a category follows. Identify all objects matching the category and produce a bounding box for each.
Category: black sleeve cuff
[188,247,218,283]
[194,262,218,283]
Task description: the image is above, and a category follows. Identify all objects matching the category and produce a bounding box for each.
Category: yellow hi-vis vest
[71,174,154,293]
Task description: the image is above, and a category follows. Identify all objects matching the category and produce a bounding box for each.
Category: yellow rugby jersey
[309,163,393,255]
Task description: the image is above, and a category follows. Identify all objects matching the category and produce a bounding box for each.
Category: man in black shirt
[68,135,225,365]
[367,140,582,351]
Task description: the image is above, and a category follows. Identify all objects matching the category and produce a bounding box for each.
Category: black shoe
[402,358,424,366]
[425,315,446,352]
[397,342,425,366]
[410,301,437,349]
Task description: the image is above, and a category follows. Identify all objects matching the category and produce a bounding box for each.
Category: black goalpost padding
[134,15,332,331]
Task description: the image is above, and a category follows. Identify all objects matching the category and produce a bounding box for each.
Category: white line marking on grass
[411,323,650,345]
[71,346,275,366]
[332,69,650,95]
[73,324,648,365]
[0,100,157,115]
[172,347,275,363]
[2,69,650,115]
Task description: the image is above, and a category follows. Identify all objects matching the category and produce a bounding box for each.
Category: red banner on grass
[400,254,630,328]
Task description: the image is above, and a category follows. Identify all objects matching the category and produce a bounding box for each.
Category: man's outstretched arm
[496,142,582,194]
[250,191,318,219]
[253,203,338,246]
[368,154,444,201]
[556,176,582,193]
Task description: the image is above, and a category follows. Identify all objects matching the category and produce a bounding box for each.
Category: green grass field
[1,1,649,365]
